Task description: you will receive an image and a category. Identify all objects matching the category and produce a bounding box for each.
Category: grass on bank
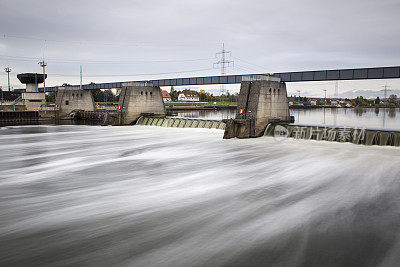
[164,101,237,106]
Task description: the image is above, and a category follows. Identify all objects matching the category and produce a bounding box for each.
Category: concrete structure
[224,76,292,139]
[118,85,165,124]
[55,89,95,116]
[17,73,46,110]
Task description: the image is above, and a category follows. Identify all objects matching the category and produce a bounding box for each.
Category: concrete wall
[26,83,38,92]
[118,86,165,124]
[224,80,291,139]
[0,105,26,111]
[55,89,95,116]
[237,80,290,135]
[22,92,46,110]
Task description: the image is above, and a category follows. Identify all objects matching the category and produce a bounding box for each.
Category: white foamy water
[1,125,400,266]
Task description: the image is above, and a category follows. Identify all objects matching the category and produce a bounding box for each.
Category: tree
[45,92,56,103]
[375,97,380,105]
[389,94,397,103]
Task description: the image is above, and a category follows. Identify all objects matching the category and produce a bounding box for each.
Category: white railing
[242,75,281,82]
[122,81,154,87]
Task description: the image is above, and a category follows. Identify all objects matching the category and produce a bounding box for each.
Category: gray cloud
[0,0,399,96]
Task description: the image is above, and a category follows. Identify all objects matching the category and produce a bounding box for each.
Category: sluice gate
[265,123,400,147]
[136,117,226,130]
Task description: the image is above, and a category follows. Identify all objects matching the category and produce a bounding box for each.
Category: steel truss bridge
[36,65,400,92]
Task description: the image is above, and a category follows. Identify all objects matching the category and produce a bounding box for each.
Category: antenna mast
[80,65,83,90]
[334,81,338,99]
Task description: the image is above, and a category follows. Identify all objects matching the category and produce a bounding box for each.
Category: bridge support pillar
[55,89,95,116]
[224,78,292,139]
[118,85,165,124]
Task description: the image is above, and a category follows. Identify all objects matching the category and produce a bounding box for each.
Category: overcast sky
[0,0,399,97]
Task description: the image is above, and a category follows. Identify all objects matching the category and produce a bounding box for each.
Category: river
[176,107,400,130]
[0,109,400,266]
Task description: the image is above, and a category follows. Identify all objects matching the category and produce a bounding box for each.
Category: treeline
[45,89,119,103]
[288,95,400,107]
[91,89,118,103]
[352,95,399,107]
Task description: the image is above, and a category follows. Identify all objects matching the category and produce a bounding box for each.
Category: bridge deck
[34,65,400,92]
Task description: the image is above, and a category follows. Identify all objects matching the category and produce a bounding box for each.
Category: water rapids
[0,125,399,266]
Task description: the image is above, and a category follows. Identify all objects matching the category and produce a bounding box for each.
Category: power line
[214,43,234,94]
[47,67,215,78]
[234,57,269,72]
[381,83,391,99]
[2,33,220,47]
[0,54,215,64]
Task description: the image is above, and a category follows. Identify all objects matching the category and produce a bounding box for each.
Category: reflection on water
[175,109,236,120]
[177,108,400,130]
[291,108,400,130]
[0,125,400,266]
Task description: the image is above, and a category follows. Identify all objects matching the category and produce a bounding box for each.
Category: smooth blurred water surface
[176,108,400,130]
[1,125,400,266]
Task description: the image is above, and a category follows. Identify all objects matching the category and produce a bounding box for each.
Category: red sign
[118,106,121,110]
[239,108,244,114]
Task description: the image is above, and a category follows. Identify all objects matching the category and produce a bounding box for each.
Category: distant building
[161,90,171,102]
[178,90,199,102]
[310,100,317,106]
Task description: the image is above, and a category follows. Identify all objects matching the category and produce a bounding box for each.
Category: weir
[265,123,400,146]
[136,116,226,130]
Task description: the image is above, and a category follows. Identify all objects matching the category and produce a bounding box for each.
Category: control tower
[17,73,47,110]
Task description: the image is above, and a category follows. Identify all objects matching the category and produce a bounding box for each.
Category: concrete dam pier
[223,77,293,139]
[55,89,95,116]
[118,84,165,124]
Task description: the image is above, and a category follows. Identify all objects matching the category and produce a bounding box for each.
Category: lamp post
[38,61,47,92]
[39,61,47,106]
[4,67,11,91]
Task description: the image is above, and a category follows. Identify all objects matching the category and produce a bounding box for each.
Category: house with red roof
[161,90,171,102]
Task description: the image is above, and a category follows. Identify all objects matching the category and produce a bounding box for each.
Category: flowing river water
[1,108,400,266]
